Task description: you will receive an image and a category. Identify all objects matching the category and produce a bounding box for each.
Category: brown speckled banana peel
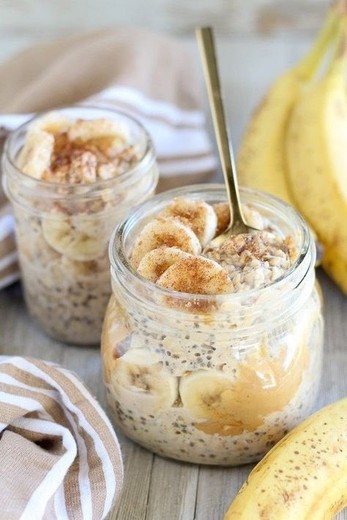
[224,398,347,520]
[236,6,338,204]
[285,53,347,294]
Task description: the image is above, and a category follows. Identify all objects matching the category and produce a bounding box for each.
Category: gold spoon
[196,26,256,246]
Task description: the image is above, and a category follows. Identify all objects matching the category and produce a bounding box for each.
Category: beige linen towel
[0,355,123,520]
[0,27,217,289]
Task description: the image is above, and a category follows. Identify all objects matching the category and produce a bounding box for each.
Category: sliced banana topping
[137,247,193,282]
[18,130,54,179]
[42,214,105,261]
[18,111,141,185]
[212,202,266,236]
[212,202,231,236]
[243,204,266,230]
[129,197,294,295]
[156,256,233,294]
[130,217,202,269]
[159,198,217,246]
[68,118,129,142]
[110,348,178,414]
[28,112,71,134]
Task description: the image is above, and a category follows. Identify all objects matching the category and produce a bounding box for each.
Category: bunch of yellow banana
[237,1,347,293]
[224,397,347,519]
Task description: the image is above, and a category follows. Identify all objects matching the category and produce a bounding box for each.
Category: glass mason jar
[101,184,323,466]
[2,106,158,345]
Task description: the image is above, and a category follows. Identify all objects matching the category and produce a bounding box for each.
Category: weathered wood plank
[0,0,330,64]
[195,465,251,520]
[0,283,65,365]
[145,457,198,520]
[0,0,329,38]
[111,442,154,520]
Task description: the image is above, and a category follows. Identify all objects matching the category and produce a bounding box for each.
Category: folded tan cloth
[0,356,123,520]
[0,27,216,289]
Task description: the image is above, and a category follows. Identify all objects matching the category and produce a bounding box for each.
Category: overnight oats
[2,107,158,344]
[101,184,323,466]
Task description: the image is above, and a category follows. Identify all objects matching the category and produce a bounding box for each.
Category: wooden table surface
[0,36,346,520]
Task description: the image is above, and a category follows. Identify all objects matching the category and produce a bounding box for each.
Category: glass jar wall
[101,185,323,465]
[2,106,158,344]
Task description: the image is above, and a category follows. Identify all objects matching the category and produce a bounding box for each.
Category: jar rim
[109,183,314,304]
[3,104,154,198]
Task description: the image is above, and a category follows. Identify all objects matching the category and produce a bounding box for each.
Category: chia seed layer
[15,210,113,344]
[102,289,323,465]
[10,111,157,344]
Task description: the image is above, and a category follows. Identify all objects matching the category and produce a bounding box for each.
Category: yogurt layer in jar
[2,107,158,344]
[102,184,323,465]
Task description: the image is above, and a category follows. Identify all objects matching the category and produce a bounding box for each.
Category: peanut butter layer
[191,342,309,436]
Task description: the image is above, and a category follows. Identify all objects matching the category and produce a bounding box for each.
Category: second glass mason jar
[101,184,323,466]
[2,106,158,345]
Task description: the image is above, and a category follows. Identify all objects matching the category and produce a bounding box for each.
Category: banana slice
[109,348,178,414]
[156,256,233,294]
[130,217,201,269]
[212,202,231,236]
[137,247,192,282]
[180,370,253,436]
[180,370,233,417]
[18,130,54,179]
[159,198,217,246]
[42,214,106,261]
[68,118,129,142]
[212,202,265,236]
[28,111,71,134]
[61,255,109,279]
[180,339,310,436]
[242,204,265,230]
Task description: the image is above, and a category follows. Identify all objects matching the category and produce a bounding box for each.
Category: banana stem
[335,15,347,58]
[295,6,339,80]
[326,13,347,75]
[334,0,347,17]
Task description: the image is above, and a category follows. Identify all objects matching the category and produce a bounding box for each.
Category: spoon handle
[196,26,247,232]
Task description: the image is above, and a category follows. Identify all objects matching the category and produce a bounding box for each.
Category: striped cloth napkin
[0,27,217,290]
[0,356,123,520]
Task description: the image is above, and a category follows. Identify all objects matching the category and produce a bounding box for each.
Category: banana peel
[286,48,347,294]
[237,1,347,290]
[224,397,347,520]
[237,4,339,205]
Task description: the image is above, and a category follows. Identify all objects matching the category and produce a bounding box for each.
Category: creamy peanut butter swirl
[182,342,309,436]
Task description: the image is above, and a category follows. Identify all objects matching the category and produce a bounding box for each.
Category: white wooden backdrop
[0,0,332,148]
[0,0,329,61]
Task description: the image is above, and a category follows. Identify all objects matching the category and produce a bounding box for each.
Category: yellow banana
[237,6,338,204]
[224,397,347,520]
[285,51,347,293]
